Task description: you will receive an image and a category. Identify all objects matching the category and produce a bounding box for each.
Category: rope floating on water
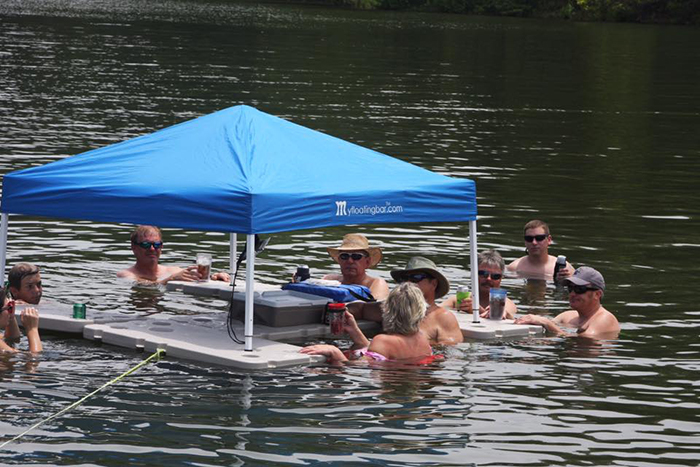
[0,348,165,450]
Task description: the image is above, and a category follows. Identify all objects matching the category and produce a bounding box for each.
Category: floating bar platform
[17,285,544,370]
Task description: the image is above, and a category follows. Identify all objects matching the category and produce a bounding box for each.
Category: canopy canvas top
[0,105,480,351]
[1,105,477,233]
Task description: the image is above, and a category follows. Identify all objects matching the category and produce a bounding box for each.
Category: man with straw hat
[323,233,390,300]
[389,257,463,345]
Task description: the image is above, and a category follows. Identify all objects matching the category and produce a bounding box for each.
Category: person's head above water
[8,263,42,305]
[523,219,552,257]
[390,256,450,301]
[381,282,427,336]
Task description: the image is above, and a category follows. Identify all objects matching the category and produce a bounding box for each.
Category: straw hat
[327,234,382,268]
[390,256,450,299]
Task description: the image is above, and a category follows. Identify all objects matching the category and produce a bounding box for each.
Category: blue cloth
[1,105,477,233]
[282,282,374,303]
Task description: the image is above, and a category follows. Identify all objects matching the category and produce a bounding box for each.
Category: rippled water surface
[1,1,700,465]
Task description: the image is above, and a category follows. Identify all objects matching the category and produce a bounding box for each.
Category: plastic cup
[489,288,507,320]
[326,303,346,335]
[196,253,212,282]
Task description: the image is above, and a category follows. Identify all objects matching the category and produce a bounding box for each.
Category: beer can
[73,303,87,320]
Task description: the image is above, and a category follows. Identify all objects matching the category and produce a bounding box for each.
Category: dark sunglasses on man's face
[398,273,431,284]
[134,241,163,250]
[568,285,597,294]
[524,234,548,243]
[338,252,367,261]
[478,270,502,280]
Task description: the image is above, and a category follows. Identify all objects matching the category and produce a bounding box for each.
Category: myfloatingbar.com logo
[335,200,403,217]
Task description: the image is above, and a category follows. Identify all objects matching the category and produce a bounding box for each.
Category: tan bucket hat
[390,256,450,299]
[327,233,382,268]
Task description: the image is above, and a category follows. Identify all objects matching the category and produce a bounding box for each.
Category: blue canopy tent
[0,105,480,350]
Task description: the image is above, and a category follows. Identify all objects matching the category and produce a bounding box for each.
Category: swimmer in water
[507,219,574,282]
[300,282,433,363]
[0,286,42,353]
[118,225,230,285]
[515,267,620,339]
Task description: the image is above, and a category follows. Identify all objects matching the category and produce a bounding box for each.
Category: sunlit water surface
[1,1,699,465]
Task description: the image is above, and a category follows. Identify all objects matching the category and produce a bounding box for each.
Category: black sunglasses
[567,284,597,294]
[338,252,367,261]
[478,270,502,280]
[398,273,431,284]
[134,241,163,250]
[524,234,548,242]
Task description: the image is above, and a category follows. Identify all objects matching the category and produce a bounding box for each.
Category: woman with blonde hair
[301,282,432,363]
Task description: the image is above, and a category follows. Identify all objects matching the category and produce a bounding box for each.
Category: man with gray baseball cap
[515,266,619,338]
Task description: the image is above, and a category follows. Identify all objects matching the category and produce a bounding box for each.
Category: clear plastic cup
[489,288,507,320]
[196,253,212,282]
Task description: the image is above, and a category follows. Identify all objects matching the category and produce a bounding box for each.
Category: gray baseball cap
[565,266,605,293]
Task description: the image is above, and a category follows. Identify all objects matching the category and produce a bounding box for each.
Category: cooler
[231,289,331,327]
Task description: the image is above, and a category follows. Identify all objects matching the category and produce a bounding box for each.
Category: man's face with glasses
[523,227,551,256]
[132,230,163,264]
[478,264,503,294]
[337,250,370,279]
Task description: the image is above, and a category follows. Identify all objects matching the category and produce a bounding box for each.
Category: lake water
[1,1,700,465]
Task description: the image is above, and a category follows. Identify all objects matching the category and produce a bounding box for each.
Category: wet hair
[478,250,505,272]
[381,282,427,336]
[8,263,40,290]
[523,219,550,236]
[130,225,162,244]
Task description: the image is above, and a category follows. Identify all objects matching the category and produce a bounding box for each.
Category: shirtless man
[442,249,517,319]
[118,225,230,285]
[324,233,390,300]
[515,267,620,339]
[507,219,574,282]
[8,263,43,305]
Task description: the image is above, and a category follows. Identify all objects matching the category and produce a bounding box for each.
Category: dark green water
[1,1,699,465]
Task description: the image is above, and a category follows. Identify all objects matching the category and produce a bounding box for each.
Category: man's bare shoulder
[506,257,524,271]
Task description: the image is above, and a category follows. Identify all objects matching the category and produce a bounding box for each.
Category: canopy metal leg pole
[229,233,237,285]
[469,219,480,323]
[0,213,8,282]
[244,234,256,351]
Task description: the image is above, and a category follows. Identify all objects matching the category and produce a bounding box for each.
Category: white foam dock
[450,309,544,339]
[26,308,381,370]
[18,301,544,370]
[166,279,279,299]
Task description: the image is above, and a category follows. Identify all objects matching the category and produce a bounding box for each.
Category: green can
[73,303,87,320]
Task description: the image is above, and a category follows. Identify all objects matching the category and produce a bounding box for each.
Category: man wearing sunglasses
[507,219,574,282]
[118,225,230,285]
[515,267,619,338]
[324,233,390,300]
[441,250,517,319]
[8,262,43,305]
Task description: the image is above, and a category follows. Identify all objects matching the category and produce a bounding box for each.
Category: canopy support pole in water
[244,233,256,351]
[0,213,8,282]
[469,219,480,323]
[229,233,238,282]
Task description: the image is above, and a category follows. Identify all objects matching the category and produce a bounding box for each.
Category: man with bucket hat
[389,257,463,345]
[323,233,390,300]
[515,266,620,338]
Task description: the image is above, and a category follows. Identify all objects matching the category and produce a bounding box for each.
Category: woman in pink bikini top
[300,282,433,364]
